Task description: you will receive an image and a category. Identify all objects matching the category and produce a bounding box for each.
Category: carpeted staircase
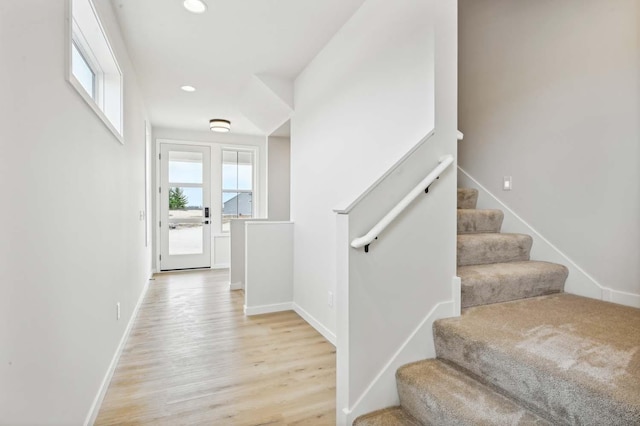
[354,188,640,425]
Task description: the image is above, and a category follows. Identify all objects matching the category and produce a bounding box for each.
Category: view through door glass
[168,151,204,255]
[160,144,211,270]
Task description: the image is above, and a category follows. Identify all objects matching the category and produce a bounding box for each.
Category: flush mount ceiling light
[210,119,231,133]
[180,85,196,92]
[183,0,207,14]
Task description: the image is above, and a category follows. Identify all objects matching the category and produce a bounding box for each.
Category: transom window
[68,0,123,142]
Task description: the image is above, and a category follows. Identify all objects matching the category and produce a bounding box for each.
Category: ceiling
[111,0,367,136]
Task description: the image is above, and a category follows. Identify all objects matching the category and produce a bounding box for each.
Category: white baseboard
[458,167,640,309]
[244,302,293,316]
[212,263,230,270]
[84,278,151,426]
[602,288,640,309]
[452,276,461,317]
[293,303,337,346]
[341,300,454,425]
[229,281,243,291]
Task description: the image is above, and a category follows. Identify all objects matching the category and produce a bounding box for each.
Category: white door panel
[160,144,211,270]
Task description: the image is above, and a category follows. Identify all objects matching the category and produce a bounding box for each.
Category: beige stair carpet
[352,188,639,425]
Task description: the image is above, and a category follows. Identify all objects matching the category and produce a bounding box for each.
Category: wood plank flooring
[96,269,336,425]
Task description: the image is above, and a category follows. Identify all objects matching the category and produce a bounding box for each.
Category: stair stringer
[341,284,458,426]
[458,167,640,308]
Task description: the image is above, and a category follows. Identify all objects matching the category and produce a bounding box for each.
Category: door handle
[203,220,210,225]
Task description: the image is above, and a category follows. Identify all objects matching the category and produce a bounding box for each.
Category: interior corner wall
[291,0,435,337]
[0,1,152,423]
[458,0,640,295]
[267,136,291,220]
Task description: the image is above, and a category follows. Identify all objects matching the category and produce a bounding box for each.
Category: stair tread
[457,233,532,266]
[457,188,478,209]
[353,406,423,426]
[458,261,568,308]
[397,359,550,425]
[435,293,640,424]
[457,209,504,234]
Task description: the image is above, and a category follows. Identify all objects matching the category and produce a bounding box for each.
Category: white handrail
[350,154,454,250]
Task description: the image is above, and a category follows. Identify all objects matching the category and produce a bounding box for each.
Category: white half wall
[230,218,267,290]
[0,1,152,423]
[458,0,640,296]
[291,0,437,340]
[244,222,294,315]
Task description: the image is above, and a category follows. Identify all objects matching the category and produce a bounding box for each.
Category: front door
[159,144,211,270]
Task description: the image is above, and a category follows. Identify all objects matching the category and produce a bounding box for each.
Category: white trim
[245,220,294,225]
[293,303,337,346]
[340,300,454,425]
[452,276,461,317]
[334,129,436,214]
[602,288,640,308]
[458,166,640,309]
[66,0,124,144]
[211,263,230,270]
[244,302,293,316]
[230,281,243,290]
[84,278,150,426]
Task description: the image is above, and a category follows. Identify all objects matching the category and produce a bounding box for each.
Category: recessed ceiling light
[181,85,196,92]
[183,0,207,14]
[210,119,231,133]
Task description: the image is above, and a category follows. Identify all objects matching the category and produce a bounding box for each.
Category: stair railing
[350,154,454,252]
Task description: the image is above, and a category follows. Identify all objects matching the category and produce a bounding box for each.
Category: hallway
[96,270,336,425]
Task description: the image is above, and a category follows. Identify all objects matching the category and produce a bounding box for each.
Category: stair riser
[460,263,568,308]
[457,234,532,266]
[434,324,638,425]
[397,361,551,426]
[457,210,504,234]
[457,189,478,209]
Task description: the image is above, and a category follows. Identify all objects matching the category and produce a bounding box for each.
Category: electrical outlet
[328,291,334,308]
[503,176,512,191]
[116,302,121,320]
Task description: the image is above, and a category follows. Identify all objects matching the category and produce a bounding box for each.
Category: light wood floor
[96,269,336,425]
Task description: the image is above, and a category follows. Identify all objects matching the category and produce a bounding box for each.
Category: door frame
[154,138,262,272]
[158,143,212,271]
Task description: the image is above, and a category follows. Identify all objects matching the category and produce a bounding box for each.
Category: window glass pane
[222,191,253,232]
[169,151,203,184]
[222,151,238,190]
[71,42,95,98]
[237,152,252,190]
[168,187,203,255]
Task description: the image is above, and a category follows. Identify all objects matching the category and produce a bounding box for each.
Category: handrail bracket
[425,176,440,194]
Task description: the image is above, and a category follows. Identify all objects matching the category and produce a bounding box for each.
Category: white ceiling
[111,0,367,136]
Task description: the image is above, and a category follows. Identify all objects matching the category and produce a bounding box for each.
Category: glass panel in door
[160,144,211,270]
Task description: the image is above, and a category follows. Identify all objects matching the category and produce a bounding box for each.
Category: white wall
[267,135,291,220]
[292,0,437,337]
[152,128,267,271]
[458,0,640,296]
[0,1,152,423]
[244,222,294,315]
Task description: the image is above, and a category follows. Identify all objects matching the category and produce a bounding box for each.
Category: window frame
[66,0,124,144]
[221,149,255,233]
